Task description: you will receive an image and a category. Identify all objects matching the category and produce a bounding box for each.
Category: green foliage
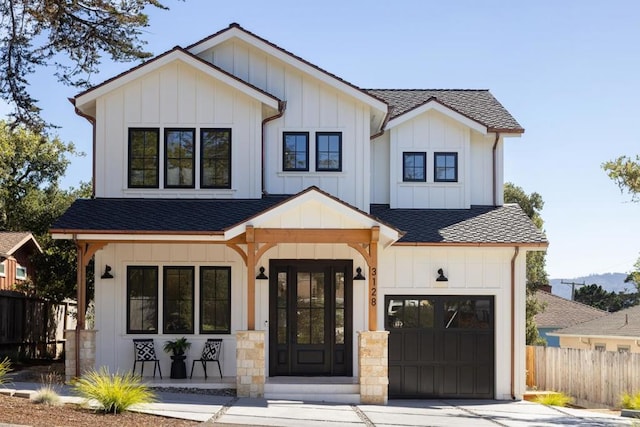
[534,392,573,407]
[625,256,640,290]
[504,182,549,345]
[0,0,175,132]
[603,155,640,202]
[621,392,640,410]
[574,283,639,312]
[0,357,12,386]
[163,337,191,356]
[32,386,62,406]
[71,367,156,414]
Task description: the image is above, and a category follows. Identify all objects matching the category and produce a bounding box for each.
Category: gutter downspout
[510,246,520,400]
[370,107,392,140]
[492,132,500,206]
[69,98,97,198]
[261,101,287,195]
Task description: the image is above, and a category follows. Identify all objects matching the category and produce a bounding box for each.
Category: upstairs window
[127,266,158,334]
[16,265,26,280]
[316,132,342,171]
[201,129,231,188]
[434,152,458,182]
[403,152,426,182]
[165,129,195,188]
[128,128,159,188]
[283,132,309,171]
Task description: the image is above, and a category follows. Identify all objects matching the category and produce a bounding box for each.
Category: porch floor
[266,376,358,384]
[140,376,236,389]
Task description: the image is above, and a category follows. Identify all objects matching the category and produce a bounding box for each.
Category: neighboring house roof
[534,290,608,329]
[550,304,640,339]
[370,204,547,245]
[366,89,524,133]
[0,232,42,256]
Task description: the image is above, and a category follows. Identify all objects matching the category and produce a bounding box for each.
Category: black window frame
[199,266,232,334]
[200,128,232,189]
[283,132,310,171]
[315,132,342,172]
[402,152,426,182]
[434,152,458,182]
[128,128,160,188]
[163,266,195,334]
[126,266,159,334]
[164,128,196,189]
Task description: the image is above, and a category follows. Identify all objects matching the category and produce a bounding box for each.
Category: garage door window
[444,299,491,329]
[387,298,434,329]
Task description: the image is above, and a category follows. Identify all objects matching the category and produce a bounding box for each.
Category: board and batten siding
[94,61,264,199]
[199,39,372,211]
[470,133,504,206]
[377,245,528,400]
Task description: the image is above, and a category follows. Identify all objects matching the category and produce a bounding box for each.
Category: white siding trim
[387,101,487,134]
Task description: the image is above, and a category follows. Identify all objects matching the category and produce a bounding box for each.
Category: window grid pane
[165,129,195,188]
[434,152,458,182]
[127,266,158,334]
[129,129,159,188]
[200,267,231,334]
[316,133,342,171]
[403,152,426,182]
[164,267,194,334]
[201,129,231,188]
[283,133,309,171]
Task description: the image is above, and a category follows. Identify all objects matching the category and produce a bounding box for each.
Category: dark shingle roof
[534,291,608,329]
[370,204,547,244]
[552,305,640,338]
[365,89,524,133]
[51,197,289,233]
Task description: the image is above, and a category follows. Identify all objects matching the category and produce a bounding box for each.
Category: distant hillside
[550,273,632,299]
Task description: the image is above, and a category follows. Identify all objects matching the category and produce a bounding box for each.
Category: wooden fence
[0,290,73,359]
[527,345,640,407]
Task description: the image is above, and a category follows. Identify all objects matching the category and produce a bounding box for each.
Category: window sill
[277,171,346,177]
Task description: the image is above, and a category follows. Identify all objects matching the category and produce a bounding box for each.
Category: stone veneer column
[358,330,389,405]
[64,329,97,380]
[236,330,266,398]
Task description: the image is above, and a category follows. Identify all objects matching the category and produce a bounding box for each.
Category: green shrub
[534,391,573,407]
[0,357,12,386]
[72,367,156,414]
[621,392,640,410]
[32,386,62,406]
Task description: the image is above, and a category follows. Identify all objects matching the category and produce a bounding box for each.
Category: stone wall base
[64,329,97,380]
[236,330,265,398]
[359,330,389,405]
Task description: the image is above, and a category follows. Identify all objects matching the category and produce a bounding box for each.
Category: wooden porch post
[246,226,256,330]
[368,227,379,331]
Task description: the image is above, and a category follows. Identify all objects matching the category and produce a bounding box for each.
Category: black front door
[269,260,352,376]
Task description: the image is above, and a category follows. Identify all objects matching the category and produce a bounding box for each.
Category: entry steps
[264,377,360,404]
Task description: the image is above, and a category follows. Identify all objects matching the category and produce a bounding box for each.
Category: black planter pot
[170,354,187,379]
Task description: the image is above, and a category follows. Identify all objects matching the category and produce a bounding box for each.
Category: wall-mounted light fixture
[353,267,366,280]
[101,265,114,279]
[256,266,268,280]
[436,268,448,282]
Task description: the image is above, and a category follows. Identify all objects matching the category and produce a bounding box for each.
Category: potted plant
[164,337,191,379]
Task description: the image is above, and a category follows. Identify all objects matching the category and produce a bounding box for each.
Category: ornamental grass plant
[534,391,573,407]
[72,367,156,414]
[0,357,12,386]
[621,392,640,410]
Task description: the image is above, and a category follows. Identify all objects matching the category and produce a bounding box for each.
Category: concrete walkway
[1,382,634,426]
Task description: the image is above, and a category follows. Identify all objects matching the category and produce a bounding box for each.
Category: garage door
[386,295,494,399]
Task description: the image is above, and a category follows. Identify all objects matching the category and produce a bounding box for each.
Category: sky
[4,0,639,279]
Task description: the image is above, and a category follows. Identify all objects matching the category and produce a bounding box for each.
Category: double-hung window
[403,152,426,182]
[128,128,159,188]
[163,267,194,334]
[316,132,342,171]
[0,261,5,277]
[127,266,158,334]
[434,152,458,182]
[283,132,309,171]
[15,265,27,280]
[165,129,195,188]
[201,129,231,188]
[200,267,231,334]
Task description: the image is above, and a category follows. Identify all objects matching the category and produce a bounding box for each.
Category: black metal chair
[133,338,162,379]
[190,339,223,379]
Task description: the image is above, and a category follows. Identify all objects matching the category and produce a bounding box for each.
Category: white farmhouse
[52,23,547,404]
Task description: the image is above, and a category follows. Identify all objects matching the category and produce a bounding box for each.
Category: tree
[0,0,173,132]
[0,121,89,302]
[573,283,638,312]
[625,255,640,290]
[602,155,640,201]
[504,182,548,345]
